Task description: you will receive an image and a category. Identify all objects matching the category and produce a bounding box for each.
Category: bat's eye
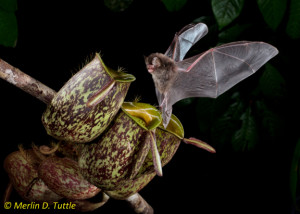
[152,57,161,67]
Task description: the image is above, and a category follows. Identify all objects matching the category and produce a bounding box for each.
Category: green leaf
[218,23,252,43]
[175,98,195,107]
[286,0,300,39]
[231,107,258,152]
[211,94,245,150]
[0,9,18,47]
[212,0,244,30]
[161,0,187,12]
[257,0,287,30]
[255,101,281,138]
[192,16,219,40]
[221,93,245,121]
[192,16,212,24]
[104,0,133,12]
[212,114,237,150]
[0,0,17,12]
[259,64,286,99]
[291,139,300,207]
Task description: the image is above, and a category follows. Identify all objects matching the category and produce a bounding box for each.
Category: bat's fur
[145,53,178,95]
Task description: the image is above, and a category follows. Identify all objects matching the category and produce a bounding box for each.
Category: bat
[145,23,278,127]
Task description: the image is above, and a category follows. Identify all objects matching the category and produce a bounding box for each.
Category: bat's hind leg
[159,93,168,111]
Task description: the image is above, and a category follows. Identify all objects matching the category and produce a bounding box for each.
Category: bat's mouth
[147,65,154,73]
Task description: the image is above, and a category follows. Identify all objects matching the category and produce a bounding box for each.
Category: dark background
[0,0,299,213]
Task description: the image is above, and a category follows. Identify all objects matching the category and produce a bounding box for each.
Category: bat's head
[144,53,176,74]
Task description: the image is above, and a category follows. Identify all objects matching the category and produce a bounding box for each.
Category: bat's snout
[147,65,155,73]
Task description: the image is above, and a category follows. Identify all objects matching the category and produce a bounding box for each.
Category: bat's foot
[160,96,168,110]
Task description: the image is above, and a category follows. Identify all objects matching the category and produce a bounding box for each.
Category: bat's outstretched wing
[162,41,278,127]
[165,23,208,62]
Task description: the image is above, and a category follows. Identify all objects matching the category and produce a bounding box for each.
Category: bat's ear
[152,57,161,67]
[143,55,148,63]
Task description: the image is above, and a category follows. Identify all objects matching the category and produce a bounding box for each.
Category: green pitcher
[42,54,135,143]
[78,102,162,190]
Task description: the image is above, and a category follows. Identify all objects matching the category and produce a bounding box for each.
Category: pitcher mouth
[159,114,184,139]
[96,53,136,82]
[121,102,162,131]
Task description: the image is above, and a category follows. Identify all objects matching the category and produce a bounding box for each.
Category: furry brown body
[145,53,178,96]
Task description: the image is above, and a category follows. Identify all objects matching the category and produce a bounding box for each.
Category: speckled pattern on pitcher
[42,54,132,143]
[105,126,182,200]
[79,112,184,199]
[38,157,101,200]
[4,150,62,203]
[78,111,148,190]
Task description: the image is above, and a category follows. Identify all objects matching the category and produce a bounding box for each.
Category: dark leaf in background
[193,16,219,35]
[218,23,252,43]
[175,98,195,107]
[290,139,300,207]
[231,107,258,152]
[0,0,17,12]
[196,98,215,134]
[211,93,245,150]
[212,0,244,30]
[161,0,187,12]
[212,113,237,150]
[257,0,287,30]
[258,64,286,99]
[286,0,300,39]
[104,0,133,12]
[0,9,17,47]
[255,101,281,139]
[193,16,213,24]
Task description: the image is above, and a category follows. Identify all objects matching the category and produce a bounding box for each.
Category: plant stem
[0,58,154,214]
[125,193,154,214]
[3,181,13,203]
[0,58,56,104]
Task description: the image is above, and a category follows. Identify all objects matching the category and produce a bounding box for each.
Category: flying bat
[145,23,278,127]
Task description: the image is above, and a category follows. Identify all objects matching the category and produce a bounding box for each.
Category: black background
[0,0,296,213]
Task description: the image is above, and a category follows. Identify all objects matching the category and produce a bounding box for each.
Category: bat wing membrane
[167,41,278,107]
[155,88,164,106]
[165,23,208,62]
